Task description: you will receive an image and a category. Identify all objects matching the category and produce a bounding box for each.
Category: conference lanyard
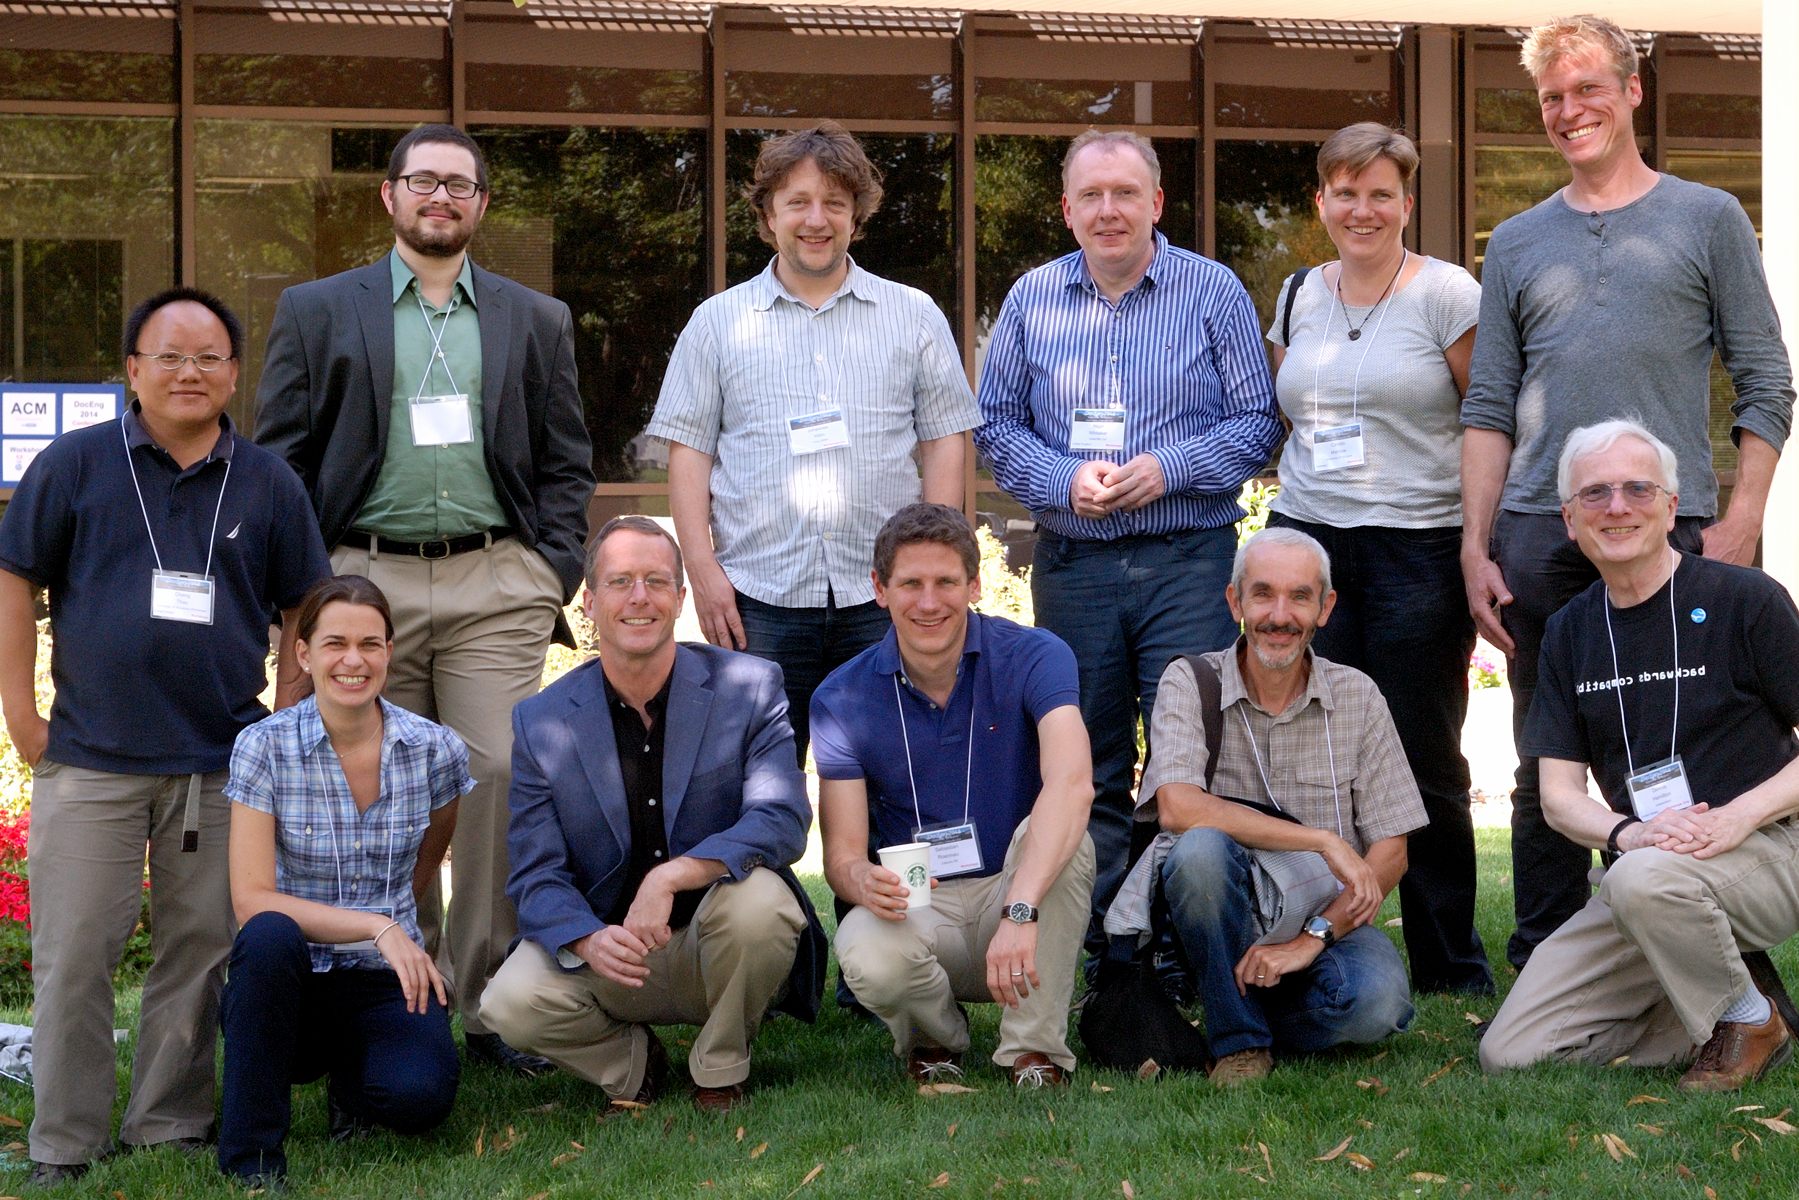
[122,419,230,626]
[893,670,983,877]
[1602,560,1692,820]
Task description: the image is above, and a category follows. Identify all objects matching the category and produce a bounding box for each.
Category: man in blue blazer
[481,516,826,1114]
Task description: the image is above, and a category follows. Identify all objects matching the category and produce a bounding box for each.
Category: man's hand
[985,920,1040,1008]
[1234,935,1325,995]
[847,861,926,921]
[1701,517,1760,567]
[374,925,449,1015]
[1460,550,1515,656]
[573,925,655,988]
[1318,837,1383,927]
[621,875,677,955]
[1096,454,1167,511]
[686,557,746,650]
[1069,460,1118,520]
[5,710,47,768]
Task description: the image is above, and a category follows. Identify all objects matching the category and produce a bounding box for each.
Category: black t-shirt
[601,674,699,930]
[1524,554,1799,815]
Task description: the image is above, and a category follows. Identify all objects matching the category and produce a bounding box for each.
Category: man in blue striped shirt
[975,130,1281,941]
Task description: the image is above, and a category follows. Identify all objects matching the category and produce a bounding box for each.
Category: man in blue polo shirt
[0,288,329,1185]
[814,503,1095,1087]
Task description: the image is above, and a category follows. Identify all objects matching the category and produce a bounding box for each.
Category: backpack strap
[1179,654,1224,793]
[1280,266,1310,346]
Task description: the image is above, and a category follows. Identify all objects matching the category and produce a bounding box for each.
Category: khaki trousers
[332,535,561,1035]
[1482,819,1799,1072]
[478,869,804,1096]
[835,821,1094,1072]
[26,762,233,1164]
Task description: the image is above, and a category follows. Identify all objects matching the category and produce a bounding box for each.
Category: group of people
[4,7,1799,1191]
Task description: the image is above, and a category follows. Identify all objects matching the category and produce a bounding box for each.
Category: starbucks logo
[906,864,929,889]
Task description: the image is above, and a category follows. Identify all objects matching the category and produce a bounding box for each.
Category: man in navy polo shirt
[0,288,329,1185]
[814,503,1095,1087]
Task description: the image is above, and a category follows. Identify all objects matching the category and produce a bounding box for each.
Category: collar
[871,609,985,683]
[749,255,876,313]
[1219,637,1336,719]
[124,402,235,463]
[1063,230,1169,299]
[297,697,426,759]
[390,249,478,309]
[602,668,674,719]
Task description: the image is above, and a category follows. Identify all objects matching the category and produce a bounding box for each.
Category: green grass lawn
[4,829,1797,1198]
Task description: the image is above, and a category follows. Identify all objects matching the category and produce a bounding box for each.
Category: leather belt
[339,527,512,561]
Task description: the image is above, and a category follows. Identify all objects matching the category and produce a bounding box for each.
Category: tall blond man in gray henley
[1458,15,1794,971]
[646,122,978,765]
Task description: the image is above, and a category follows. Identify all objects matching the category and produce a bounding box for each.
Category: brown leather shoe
[906,1045,965,1083]
[1008,1051,1068,1088]
[603,1028,667,1116]
[1679,1003,1793,1092]
[691,1082,746,1113]
[1208,1048,1273,1087]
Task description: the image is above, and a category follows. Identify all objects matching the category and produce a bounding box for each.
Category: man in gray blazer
[254,123,594,1075]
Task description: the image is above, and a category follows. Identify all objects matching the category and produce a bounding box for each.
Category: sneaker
[1679,1003,1793,1092]
[906,1045,965,1083]
[1208,1048,1273,1087]
[1008,1051,1068,1088]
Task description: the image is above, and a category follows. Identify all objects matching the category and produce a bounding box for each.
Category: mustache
[1253,621,1303,637]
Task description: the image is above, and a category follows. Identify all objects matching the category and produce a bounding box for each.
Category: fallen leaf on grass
[699,1182,714,1190]
[1392,1147,1412,1163]
[1258,1141,1273,1178]
[525,1193,549,1200]
[781,1164,824,1199]
[1315,1136,1353,1162]
[1608,1055,1631,1067]
[928,1172,950,1189]
[919,1083,978,1096]
[1675,1164,1695,1179]
[1731,1104,1765,1113]
[608,1100,649,1112]
[0,1115,21,1129]
[1047,1157,1082,1173]
[1463,1013,1484,1025]
[551,1152,582,1167]
[1121,1182,1135,1198]
[2,1140,23,1151]
[490,1125,519,1153]
[948,1123,958,1140]
[1752,1108,1796,1135]
[1356,1077,1389,1096]
[1384,917,1403,927]
[1409,1173,1449,1184]
[1596,1132,1636,1161]
[1357,1119,1376,1130]
[1420,1057,1463,1088]
[1046,1109,1056,1125]
[1705,1189,1718,1200]
[1370,1050,1388,1062]
[750,1141,769,1160]
[1136,1060,1161,1081]
[474,1125,485,1157]
[736,1127,745,1142]
[1731,1139,1745,1161]
[1090,1083,1113,1093]
[1626,1095,1668,1106]
[1344,1152,1376,1170]
[1635,1124,1665,1136]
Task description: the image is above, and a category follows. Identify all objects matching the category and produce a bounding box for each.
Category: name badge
[788,409,850,456]
[151,570,214,625]
[914,821,984,879]
[411,394,474,447]
[1313,421,1365,472]
[1069,407,1126,452]
[338,906,397,954]
[1626,754,1695,822]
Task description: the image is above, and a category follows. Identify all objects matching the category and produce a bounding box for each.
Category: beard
[1246,621,1311,671]
[394,207,477,259]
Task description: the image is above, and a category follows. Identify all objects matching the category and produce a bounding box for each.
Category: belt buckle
[419,539,453,561]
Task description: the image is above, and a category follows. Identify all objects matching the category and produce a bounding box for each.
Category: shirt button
[1599,278,1607,284]
[354,840,361,849]
[823,531,834,540]
[653,850,664,859]
[648,798,658,807]
[814,354,824,363]
[441,490,449,498]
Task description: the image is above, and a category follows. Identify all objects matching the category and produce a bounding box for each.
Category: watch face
[1305,916,1332,939]
[1007,902,1036,923]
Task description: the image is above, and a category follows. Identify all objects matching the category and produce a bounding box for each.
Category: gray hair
[1231,527,1333,598]
[1062,130,1161,191]
[1556,419,1678,502]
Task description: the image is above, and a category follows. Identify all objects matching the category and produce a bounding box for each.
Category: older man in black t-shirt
[1481,419,1799,1091]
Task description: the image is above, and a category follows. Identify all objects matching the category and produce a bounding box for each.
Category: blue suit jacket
[505,642,825,1021]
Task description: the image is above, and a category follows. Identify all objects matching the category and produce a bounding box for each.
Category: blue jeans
[1032,526,1240,943]
[1491,511,1707,968]
[1267,513,1492,994]
[1159,828,1414,1058]
[218,913,459,1182]
[736,593,891,767]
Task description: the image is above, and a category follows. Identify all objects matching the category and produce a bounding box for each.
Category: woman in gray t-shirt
[1265,123,1491,997]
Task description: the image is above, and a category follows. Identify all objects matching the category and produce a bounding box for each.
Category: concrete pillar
[1763,0,1799,592]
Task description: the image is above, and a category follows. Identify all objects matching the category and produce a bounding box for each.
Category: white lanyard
[1602,561,1681,776]
[121,419,231,578]
[412,287,463,400]
[892,671,975,831]
[1236,702,1345,840]
[1307,252,1404,431]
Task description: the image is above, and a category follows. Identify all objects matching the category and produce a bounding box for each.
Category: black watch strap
[1606,815,1641,855]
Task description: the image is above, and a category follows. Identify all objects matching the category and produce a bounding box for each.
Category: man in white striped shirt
[647,122,979,767]
[976,129,1282,947]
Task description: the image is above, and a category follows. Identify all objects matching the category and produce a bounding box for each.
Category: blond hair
[1520,14,1637,84]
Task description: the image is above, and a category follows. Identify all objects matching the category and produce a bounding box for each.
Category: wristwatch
[1303,915,1336,948]
[1005,901,1039,925]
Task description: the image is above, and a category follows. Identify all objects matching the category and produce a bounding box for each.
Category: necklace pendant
[1346,328,1362,341]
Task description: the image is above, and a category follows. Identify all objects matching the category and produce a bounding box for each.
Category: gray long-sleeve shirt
[1461,173,1793,517]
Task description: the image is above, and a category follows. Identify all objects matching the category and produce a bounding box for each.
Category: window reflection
[1214,141,1329,334]
[0,15,174,104]
[1471,146,1565,276]
[1210,25,1397,129]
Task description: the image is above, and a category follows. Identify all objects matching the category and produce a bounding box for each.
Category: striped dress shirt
[975,232,1282,539]
[647,257,978,608]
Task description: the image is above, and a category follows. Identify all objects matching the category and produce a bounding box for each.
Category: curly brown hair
[744,122,884,246]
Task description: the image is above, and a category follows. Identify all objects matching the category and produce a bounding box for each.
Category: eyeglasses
[1568,480,1671,509]
[599,574,679,595]
[134,351,231,372]
[398,174,483,200]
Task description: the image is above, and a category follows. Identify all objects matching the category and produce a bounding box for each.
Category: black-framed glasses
[1568,480,1670,509]
[398,174,483,200]
[134,351,231,372]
